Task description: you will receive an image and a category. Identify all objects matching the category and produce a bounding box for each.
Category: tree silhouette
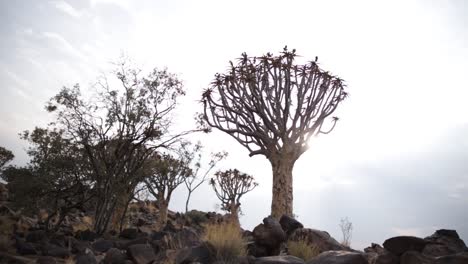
[202,47,347,218]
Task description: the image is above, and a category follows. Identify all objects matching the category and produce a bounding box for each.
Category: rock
[127,244,156,264]
[120,228,138,240]
[173,227,202,248]
[254,255,306,264]
[279,215,303,237]
[42,244,71,258]
[175,242,216,264]
[383,236,427,256]
[436,252,468,264]
[103,248,127,264]
[92,239,114,253]
[0,252,30,264]
[290,228,345,253]
[400,250,434,264]
[69,237,91,254]
[26,230,47,243]
[0,183,8,202]
[253,216,287,256]
[423,229,468,257]
[15,239,37,255]
[76,229,98,241]
[364,243,399,264]
[75,249,98,264]
[306,250,368,264]
[36,256,58,264]
[117,237,150,250]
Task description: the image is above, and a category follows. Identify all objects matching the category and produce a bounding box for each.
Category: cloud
[50,0,82,18]
[42,32,88,62]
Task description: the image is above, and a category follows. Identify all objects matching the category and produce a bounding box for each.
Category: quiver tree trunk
[270,154,296,219]
[156,200,169,229]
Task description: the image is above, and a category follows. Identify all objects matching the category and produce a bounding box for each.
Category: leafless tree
[202,47,347,218]
[145,153,192,227]
[340,217,353,247]
[47,59,194,234]
[182,141,227,212]
[209,169,258,224]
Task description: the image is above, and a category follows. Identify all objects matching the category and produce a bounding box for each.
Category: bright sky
[1,0,467,249]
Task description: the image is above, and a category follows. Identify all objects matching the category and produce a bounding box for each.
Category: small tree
[47,60,192,234]
[209,169,258,224]
[202,47,347,218]
[145,153,192,227]
[339,217,353,247]
[182,141,227,212]
[0,146,14,171]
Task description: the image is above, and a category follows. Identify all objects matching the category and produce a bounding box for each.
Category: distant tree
[210,169,258,224]
[182,141,227,212]
[0,146,14,171]
[339,217,353,247]
[46,60,193,234]
[145,153,192,227]
[201,47,347,218]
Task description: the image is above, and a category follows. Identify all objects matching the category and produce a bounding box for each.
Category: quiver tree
[145,153,192,227]
[47,60,191,234]
[0,146,14,171]
[202,47,347,218]
[209,169,258,224]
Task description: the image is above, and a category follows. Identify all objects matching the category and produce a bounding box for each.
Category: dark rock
[175,242,216,264]
[151,231,169,241]
[127,244,156,264]
[120,237,150,250]
[423,230,468,257]
[248,241,269,258]
[26,230,47,243]
[75,249,98,264]
[43,244,71,258]
[290,228,345,253]
[92,239,114,253]
[103,248,127,264]
[400,251,434,264]
[36,256,58,264]
[0,252,30,264]
[254,255,306,264]
[436,252,468,264]
[383,236,427,256]
[69,237,91,254]
[76,229,98,241]
[173,227,202,248]
[120,228,138,240]
[253,216,287,256]
[15,239,37,255]
[279,215,303,237]
[306,250,368,264]
[364,243,399,264]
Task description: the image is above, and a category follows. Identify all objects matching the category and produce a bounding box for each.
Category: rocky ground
[0,183,467,264]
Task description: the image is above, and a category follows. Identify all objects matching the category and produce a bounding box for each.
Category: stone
[254,255,306,264]
[42,244,71,258]
[75,249,98,264]
[364,243,399,264]
[0,252,30,264]
[26,230,47,243]
[423,229,468,257]
[120,228,138,240]
[383,236,427,256]
[76,229,98,241]
[15,239,37,255]
[253,216,287,256]
[290,228,345,253]
[175,242,216,264]
[103,248,127,264]
[36,256,58,264]
[127,244,156,264]
[436,252,468,264]
[92,239,114,253]
[279,215,303,237]
[400,250,434,264]
[306,250,368,264]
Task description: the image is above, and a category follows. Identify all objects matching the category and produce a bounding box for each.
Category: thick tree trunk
[156,200,169,229]
[229,203,240,227]
[270,156,295,219]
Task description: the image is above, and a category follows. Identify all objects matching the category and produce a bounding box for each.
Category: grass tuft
[287,239,320,261]
[203,222,247,263]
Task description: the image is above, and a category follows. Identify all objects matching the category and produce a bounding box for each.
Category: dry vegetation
[287,239,320,261]
[203,222,247,262]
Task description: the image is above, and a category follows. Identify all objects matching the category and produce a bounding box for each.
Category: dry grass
[203,222,247,263]
[287,240,320,261]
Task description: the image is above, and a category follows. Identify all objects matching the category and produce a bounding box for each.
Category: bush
[287,239,320,261]
[185,210,208,225]
[203,222,246,262]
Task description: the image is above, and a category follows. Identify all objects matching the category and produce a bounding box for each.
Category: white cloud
[50,0,82,18]
[42,32,88,62]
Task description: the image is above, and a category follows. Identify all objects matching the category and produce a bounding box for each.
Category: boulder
[75,249,98,264]
[92,239,114,253]
[42,244,71,258]
[120,228,138,240]
[15,239,37,255]
[36,256,58,264]
[279,215,303,237]
[423,229,468,257]
[383,236,427,256]
[175,242,216,264]
[103,248,127,264]
[306,250,368,264]
[26,230,47,243]
[254,255,306,264]
[400,251,433,264]
[0,252,30,264]
[436,252,468,264]
[290,228,345,253]
[76,229,98,241]
[253,216,287,256]
[127,244,156,264]
[364,243,399,264]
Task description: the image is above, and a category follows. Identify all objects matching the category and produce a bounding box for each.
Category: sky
[1,0,467,250]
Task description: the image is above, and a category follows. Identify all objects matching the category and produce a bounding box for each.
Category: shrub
[203,222,247,262]
[185,210,208,226]
[287,239,320,261]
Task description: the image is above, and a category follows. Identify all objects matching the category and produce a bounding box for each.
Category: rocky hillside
[0,183,467,264]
